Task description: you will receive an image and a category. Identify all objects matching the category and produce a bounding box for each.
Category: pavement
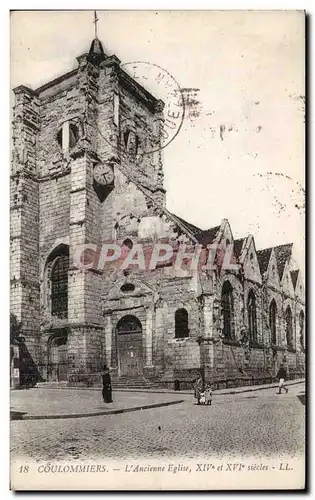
[10,389,185,420]
[10,378,304,420]
[111,378,305,395]
[10,381,305,461]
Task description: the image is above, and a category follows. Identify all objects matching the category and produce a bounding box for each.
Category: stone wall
[11,86,41,377]
[39,176,70,256]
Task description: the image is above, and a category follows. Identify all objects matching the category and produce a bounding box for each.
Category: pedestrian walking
[277,364,289,394]
[102,366,113,403]
[194,373,204,405]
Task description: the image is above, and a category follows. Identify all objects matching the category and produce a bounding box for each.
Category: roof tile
[290,270,299,290]
[256,248,272,275]
[195,226,221,246]
[274,243,293,279]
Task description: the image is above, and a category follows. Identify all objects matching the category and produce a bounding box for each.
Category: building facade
[10,36,305,388]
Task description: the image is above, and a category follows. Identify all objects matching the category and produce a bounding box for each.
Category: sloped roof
[170,213,223,247]
[233,238,246,259]
[171,213,202,236]
[195,225,221,246]
[256,248,272,275]
[274,243,293,279]
[290,270,299,290]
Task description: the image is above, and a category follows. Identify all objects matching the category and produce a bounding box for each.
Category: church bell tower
[11,14,167,385]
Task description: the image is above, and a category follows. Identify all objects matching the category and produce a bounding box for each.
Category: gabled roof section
[274,243,293,279]
[256,248,272,275]
[195,226,221,246]
[290,270,299,290]
[234,238,246,259]
[170,213,202,236]
[240,236,262,284]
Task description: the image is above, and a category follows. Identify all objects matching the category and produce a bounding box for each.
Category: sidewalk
[34,377,305,396]
[10,388,185,421]
[109,378,305,396]
[10,379,304,421]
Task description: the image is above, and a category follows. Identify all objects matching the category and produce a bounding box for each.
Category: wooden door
[58,344,68,381]
[116,315,143,378]
[118,331,143,377]
[48,332,68,381]
[49,344,59,381]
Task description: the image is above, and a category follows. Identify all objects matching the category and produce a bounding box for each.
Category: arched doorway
[116,316,143,377]
[47,331,68,381]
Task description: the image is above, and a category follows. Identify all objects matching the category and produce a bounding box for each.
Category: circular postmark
[121,61,185,154]
[99,61,185,157]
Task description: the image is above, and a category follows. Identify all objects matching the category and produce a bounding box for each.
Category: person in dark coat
[194,373,204,404]
[277,364,289,394]
[102,366,113,403]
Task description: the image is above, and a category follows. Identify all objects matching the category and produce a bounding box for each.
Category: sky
[10,10,305,272]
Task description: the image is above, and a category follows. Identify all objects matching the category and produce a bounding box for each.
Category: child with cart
[196,380,213,406]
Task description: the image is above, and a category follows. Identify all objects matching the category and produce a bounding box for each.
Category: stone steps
[36,381,68,389]
[112,378,154,389]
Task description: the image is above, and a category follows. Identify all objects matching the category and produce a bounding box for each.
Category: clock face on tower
[93,163,114,186]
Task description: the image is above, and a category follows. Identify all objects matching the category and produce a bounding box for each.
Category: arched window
[51,254,69,318]
[285,306,293,348]
[269,299,277,345]
[175,309,189,338]
[57,122,79,151]
[135,135,140,156]
[69,123,79,148]
[221,281,234,339]
[247,290,257,343]
[299,310,305,348]
[116,315,142,334]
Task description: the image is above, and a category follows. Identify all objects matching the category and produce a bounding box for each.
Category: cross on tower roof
[88,10,106,65]
[93,10,99,39]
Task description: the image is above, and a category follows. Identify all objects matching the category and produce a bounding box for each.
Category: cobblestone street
[11,382,305,461]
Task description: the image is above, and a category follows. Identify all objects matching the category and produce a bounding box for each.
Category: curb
[218,379,304,396]
[28,379,305,396]
[112,379,305,396]
[10,399,185,422]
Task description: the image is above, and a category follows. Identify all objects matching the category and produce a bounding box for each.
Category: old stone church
[10,34,305,389]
